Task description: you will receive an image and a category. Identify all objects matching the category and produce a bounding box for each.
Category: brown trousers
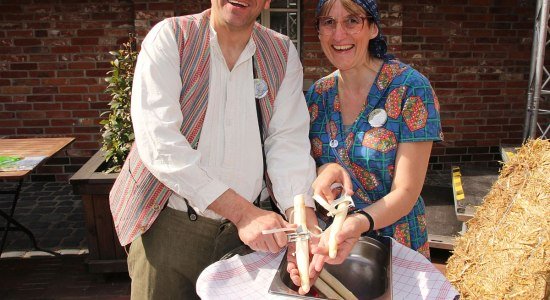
[128,207,243,300]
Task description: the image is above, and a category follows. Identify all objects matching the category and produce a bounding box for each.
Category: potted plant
[70,35,137,273]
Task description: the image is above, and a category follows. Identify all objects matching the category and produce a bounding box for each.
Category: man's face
[211,0,271,30]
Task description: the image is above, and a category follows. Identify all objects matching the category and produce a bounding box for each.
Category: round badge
[368,108,388,127]
[254,78,268,99]
[329,139,339,148]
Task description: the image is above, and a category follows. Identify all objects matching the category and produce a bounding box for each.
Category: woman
[305,0,443,277]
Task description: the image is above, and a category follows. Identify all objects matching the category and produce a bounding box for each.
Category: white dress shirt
[131,19,316,220]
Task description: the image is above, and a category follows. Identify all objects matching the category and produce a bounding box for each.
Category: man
[109,0,318,298]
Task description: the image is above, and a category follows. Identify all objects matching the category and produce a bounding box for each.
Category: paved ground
[0,255,131,300]
[0,170,457,299]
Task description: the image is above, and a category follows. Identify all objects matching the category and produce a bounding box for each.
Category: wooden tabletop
[0,137,75,179]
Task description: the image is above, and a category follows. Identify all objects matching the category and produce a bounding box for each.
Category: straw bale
[446,139,550,300]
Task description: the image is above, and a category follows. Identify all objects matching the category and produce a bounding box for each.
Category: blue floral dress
[306,59,443,259]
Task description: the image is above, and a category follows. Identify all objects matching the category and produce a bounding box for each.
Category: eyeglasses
[316,15,371,36]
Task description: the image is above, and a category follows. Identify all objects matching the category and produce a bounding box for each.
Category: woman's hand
[285,207,321,295]
[313,163,354,203]
[286,232,321,295]
[311,214,368,269]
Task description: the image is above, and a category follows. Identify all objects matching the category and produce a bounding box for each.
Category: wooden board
[0,137,74,179]
[428,234,455,250]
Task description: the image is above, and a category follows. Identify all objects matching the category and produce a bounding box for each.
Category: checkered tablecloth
[196,238,459,299]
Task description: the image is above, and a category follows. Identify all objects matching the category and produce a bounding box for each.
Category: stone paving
[0,181,87,255]
[0,181,130,299]
[0,255,131,299]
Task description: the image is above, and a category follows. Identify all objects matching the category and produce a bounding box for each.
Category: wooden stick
[319,269,358,300]
[293,194,310,293]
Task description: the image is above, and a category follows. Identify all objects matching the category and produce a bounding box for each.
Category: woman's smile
[332,44,355,51]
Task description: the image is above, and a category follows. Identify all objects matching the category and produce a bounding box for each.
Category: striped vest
[109,10,290,246]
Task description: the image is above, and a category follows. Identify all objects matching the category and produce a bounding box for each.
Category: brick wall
[0,0,537,181]
[401,0,534,169]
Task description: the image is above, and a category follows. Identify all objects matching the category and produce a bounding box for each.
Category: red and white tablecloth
[196,238,459,299]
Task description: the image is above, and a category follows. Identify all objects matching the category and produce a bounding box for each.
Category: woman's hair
[317,0,374,25]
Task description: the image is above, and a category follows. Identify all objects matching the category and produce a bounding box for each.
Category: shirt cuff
[190,179,230,213]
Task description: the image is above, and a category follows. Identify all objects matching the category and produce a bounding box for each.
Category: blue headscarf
[316,0,388,59]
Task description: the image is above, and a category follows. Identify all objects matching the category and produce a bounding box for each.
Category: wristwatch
[349,208,374,234]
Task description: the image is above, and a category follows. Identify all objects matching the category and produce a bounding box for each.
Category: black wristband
[349,209,374,234]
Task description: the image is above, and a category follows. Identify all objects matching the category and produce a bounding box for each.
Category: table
[197,239,459,299]
[0,137,74,256]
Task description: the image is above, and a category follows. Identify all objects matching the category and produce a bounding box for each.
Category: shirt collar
[209,25,257,67]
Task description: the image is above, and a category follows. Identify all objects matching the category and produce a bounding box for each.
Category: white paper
[0,156,46,171]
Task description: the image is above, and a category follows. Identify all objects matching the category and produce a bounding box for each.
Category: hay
[446,139,550,300]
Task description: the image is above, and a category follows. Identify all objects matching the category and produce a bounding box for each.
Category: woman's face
[319,0,378,72]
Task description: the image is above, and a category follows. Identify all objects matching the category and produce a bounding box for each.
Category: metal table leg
[0,180,59,256]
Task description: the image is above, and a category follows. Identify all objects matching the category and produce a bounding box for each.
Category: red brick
[71,38,99,45]
[45,110,72,118]
[12,78,40,86]
[32,86,59,94]
[18,110,46,119]
[7,30,33,37]
[29,70,55,77]
[62,102,90,110]
[72,110,100,118]
[68,62,95,69]
[77,29,105,36]
[11,63,38,70]
[51,46,81,53]
[45,127,73,134]
[27,95,53,102]
[0,119,22,128]
[39,62,68,70]
[55,95,83,102]
[51,119,78,126]
[13,39,42,46]
[23,119,50,127]
[42,78,69,85]
[1,86,31,94]
[85,69,110,77]
[59,86,88,93]
[57,70,84,77]
[456,112,481,118]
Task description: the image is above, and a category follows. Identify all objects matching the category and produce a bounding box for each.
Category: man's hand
[235,205,291,253]
[313,163,353,203]
[208,189,291,253]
